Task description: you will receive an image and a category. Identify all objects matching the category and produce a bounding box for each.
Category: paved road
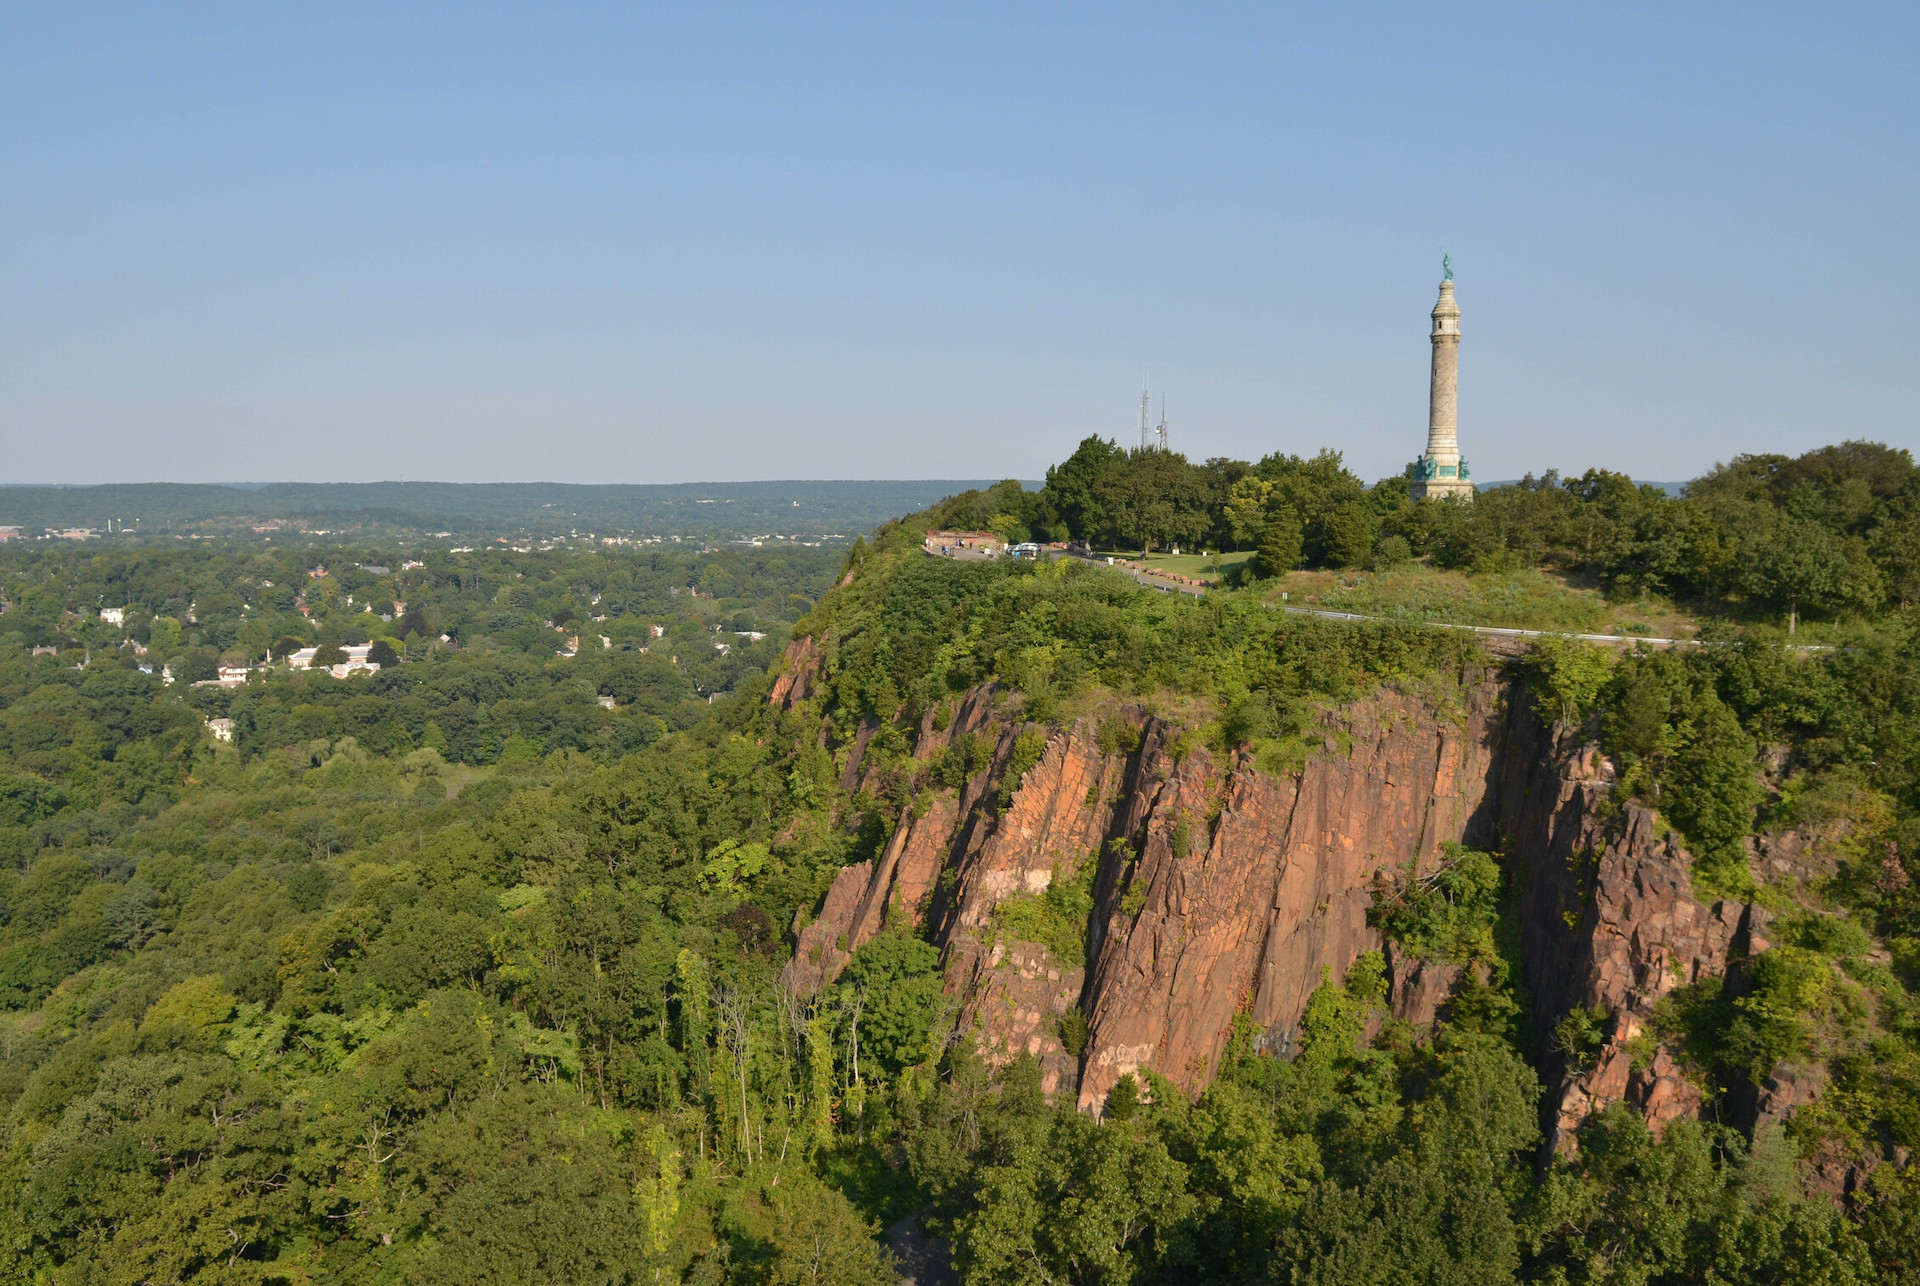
[1275,605,1835,652]
[955,548,1834,651]
[1273,604,1696,647]
[1051,552,1207,597]
[1049,551,1838,650]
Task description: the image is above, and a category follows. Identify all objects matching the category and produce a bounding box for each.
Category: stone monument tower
[1410,259,1474,501]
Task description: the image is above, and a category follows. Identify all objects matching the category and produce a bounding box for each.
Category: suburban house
[286,645,380,676]
[99,607,125,625]
[192,665,263,690]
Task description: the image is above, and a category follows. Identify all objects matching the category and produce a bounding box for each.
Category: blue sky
[2,3,1915,484]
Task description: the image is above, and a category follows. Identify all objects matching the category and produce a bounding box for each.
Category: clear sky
[3,3,1915,485]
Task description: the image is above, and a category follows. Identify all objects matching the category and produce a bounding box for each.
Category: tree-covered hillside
[1,442,1917,1284]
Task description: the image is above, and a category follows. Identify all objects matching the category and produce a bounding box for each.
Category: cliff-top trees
[1041,435,1127,542]
[1091,448,1214,554]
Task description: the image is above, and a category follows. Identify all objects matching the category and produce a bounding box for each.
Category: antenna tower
[1155,394,1168,450]
[1138,378,1153,450]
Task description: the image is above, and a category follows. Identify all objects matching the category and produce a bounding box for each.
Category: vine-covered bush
[1370,844,1504,965]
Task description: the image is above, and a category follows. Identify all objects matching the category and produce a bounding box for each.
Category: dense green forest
[2,441,1917,1283]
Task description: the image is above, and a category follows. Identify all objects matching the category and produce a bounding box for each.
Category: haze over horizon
[4,4,1915,487]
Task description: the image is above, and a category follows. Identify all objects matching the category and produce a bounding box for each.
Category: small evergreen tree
[1255,508,1304,578]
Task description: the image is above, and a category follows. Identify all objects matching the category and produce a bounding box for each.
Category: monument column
[1410,261,1474,501]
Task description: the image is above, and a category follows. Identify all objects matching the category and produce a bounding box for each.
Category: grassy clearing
[440,762,498,799]
[1271,564,1698,637]
[1092,549,1252,583]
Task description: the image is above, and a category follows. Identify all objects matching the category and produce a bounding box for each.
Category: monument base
[1411,478,1476,502]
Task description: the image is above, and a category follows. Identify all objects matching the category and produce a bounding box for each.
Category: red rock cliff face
[1487,698,1765,1156]
[783,693,1126,1097]
[1075,682,1504,1111]
[773,637,1793,1142]
[778,645,1514,1108]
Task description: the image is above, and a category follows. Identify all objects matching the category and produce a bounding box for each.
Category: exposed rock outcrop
[778,644,1514,1110]
[1488,697,1760,1155]
[1076,683,1503,1111]
[768,636,819,711]
[772,636,1808,1146]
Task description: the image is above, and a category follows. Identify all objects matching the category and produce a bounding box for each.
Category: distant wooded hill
[0,479,1006,541]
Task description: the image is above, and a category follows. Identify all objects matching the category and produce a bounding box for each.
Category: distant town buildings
[0,527,21,541]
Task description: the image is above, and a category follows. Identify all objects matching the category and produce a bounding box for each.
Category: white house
[99,607,125,625]
[289,644,377,673]
[207,717,234,743]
